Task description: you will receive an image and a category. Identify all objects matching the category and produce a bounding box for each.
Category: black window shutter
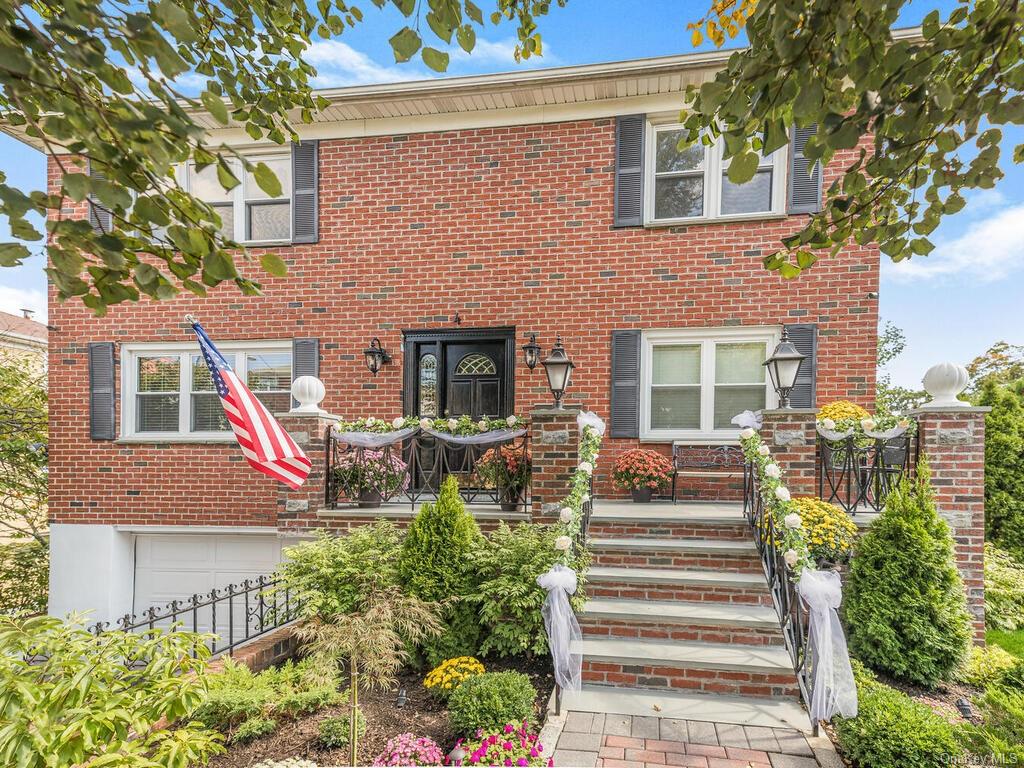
[88,342,116,440]
[292,337,320,407]
[610,330,641,438]
[87,159,113,234]
[784,323,817,408]
[291,140,319,244]
[613,114,645,227]
[788,125,822,214]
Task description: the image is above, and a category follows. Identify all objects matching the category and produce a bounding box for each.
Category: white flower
[392,416,406,429]
[784,549,800,568]
[581,494,590,503]
[554,536,572,551]
[447,418,458,430]
[366,416,377,426]
[774,485,791,502]
[861,418,876,431]
[764,463,782,479]
[784,512,802,530]
[559,507,573,523]
[739,427,755,440]
[477,419,488,431]
[821,418,836,430]
[578,461,593,475]
[506,415,518,427]
[419,417,432,430]
[757,445,770,457]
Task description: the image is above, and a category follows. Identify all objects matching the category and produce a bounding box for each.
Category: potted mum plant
[475,444,531,511]
[612,448,673,503]
[332,448,409,508]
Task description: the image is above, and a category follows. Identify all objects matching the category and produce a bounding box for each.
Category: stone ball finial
[922,362,969,407]
[290,375,325,413]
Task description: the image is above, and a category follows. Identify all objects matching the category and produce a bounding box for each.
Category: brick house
[18,50,881,647]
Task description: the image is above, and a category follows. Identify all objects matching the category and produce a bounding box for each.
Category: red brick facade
[46,117,879,529]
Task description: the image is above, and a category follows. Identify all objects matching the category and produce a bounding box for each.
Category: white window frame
[120,340,292,442]
[640,327,781,443]
[643,121,788,226]
[183,148,292,245]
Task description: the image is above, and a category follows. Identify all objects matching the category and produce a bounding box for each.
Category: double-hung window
[122,342,292,440]
[640,328,780,441]
[186,153,292,243]
[645,123,787,225]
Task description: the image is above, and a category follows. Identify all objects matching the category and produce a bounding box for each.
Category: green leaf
[200,90,229,126]
[203,251,237,281]
[0,242,29,266]
[465,0,483,25]
[456,24,476,54]
[155,0,199,43]
[389,27,421,63]
[215,161,240,192]
[62,173,90,203]
[726,151,759,184]
[252,162,282,198]
[778,262,802,279]
[260,253,288,277]
[421,47,450,73]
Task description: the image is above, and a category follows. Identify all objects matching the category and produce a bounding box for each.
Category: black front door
[444,342,504,418]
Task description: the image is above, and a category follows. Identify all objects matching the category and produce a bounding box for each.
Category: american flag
[190,319,311,489]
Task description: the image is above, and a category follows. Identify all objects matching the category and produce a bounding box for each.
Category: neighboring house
[0,309,48,364]
[8,50,879,624]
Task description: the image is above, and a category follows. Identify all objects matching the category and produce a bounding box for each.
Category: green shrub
[399,476,482,665]
[278,686,343,717]
[999,659,1024,689]
[960,686,1024,763]
[279,522,402,620]
[447,670,536,735]
[467,522,586,657]
[231,716,277,744]
[0,539,48,615]
[954,645,1019,687]
[833,668,963,767]
[845,461,972,686]
[317,709,366,748]
[985,544,1024,631]
[977,380,1024,559]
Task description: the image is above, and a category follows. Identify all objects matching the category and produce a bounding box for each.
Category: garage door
[133,533,283,640]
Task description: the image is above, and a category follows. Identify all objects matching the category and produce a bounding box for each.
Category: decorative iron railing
[88,575,299,658]
[743,461,816,734]
[325,428,531,512]
[818,431,913,514]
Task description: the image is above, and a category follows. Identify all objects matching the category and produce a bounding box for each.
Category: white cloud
[0,285,47,323]
[448,37,559,69]
[883,203,1024,284]
[305,40,430,88]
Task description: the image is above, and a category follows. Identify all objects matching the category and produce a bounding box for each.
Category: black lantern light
[521,333,542,370]
[763,328,806,408]
[541,335,575,409]
[363,337,391,376]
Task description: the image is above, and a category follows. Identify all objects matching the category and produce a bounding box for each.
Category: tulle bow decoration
[797,568,858,722]
[731,409,763,430]
[536,564,582,692]
[577,410,607,436]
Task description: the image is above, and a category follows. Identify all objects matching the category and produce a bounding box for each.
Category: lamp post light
[521,333,542,370]
[763,328,806,408]
[541,335,575,410]
[363,337,391,376]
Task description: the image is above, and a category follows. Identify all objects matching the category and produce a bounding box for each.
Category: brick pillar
[760,408,818,498]
[530,405,582,525]
[910,406,990,643]
[274,411,337,534]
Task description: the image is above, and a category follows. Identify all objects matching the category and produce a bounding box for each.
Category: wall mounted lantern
[763,328,806,408]
[541,335,575,410]
[363,337,392,376]
[521,333,542,371]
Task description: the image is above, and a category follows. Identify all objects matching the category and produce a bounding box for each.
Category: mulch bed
[209,656,555,768]
[873,670,984,724]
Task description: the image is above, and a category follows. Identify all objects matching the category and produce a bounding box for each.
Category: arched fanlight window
[455,353,497,376]
[418,354,438,417]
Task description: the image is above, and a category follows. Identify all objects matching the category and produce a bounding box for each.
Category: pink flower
[503,742,513,750]
[517,760,528,767]
[529,748,538,758]
[504,724,514,734]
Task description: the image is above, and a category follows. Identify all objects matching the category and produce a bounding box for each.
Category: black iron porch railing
[88,575,299,658]
[325,428,531,512]
[743,461,816,734]
[818,431,913,514]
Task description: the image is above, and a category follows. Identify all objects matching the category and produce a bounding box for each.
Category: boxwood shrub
[447,671,536,735]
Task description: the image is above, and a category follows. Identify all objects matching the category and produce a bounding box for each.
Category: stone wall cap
[909,405,992,415]
[761,408,819,416]
[531,404,585,416]
[276,409,342,421]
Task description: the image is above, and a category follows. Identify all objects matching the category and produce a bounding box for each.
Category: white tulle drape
[577,411,607,436]
[797,569,858,722]
[536,564,582,692]
[731,409,763,430]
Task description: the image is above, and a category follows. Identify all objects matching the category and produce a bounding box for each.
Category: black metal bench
[671,444,746,502]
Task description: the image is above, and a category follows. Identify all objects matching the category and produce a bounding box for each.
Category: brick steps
[587,537,762,573]
[579,598,782,645]
[585,566,772,605]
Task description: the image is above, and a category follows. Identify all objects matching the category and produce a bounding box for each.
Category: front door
[444,342,504,418]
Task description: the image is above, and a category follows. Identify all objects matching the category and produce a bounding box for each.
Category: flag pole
[185,314,198,325]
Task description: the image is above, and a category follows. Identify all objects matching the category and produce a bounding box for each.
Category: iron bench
[671,444,746,503]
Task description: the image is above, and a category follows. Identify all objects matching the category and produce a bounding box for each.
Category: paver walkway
[552,711,842,768]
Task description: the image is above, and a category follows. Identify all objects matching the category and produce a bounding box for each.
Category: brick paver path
[552,712,839,768]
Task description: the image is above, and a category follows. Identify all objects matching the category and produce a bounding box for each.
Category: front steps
[576,500,806,729]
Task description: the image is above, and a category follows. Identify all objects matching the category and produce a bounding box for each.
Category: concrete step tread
[558,685,811,733]
[576,637,793,673]
[582,598,779,627]
[587,536,757,553]
[587,565,767,587]
[591,501,746,524]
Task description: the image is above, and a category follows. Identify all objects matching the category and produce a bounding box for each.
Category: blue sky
[1,0,1021,388]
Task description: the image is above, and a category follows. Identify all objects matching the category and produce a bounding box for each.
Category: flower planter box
[631,488,653,503]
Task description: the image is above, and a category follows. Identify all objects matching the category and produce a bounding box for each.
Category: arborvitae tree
[845,459,972,687]
[976,380,1024,559]
[398,475,482,665]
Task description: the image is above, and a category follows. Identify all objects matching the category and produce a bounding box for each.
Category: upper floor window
[186,154,292,243]
[121,341,292,440]
[645,124,787,225]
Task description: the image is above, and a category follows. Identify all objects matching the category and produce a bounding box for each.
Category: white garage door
[133,533,283,640]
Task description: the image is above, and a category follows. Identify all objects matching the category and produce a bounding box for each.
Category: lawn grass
[987,629,1024,659]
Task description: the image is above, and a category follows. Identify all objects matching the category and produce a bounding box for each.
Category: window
[186,154,291,243]
[455,353,497,376]
[121,342,292,440]
[640,328,779,441]
[418,354,438,417]
[645,123,787,224]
